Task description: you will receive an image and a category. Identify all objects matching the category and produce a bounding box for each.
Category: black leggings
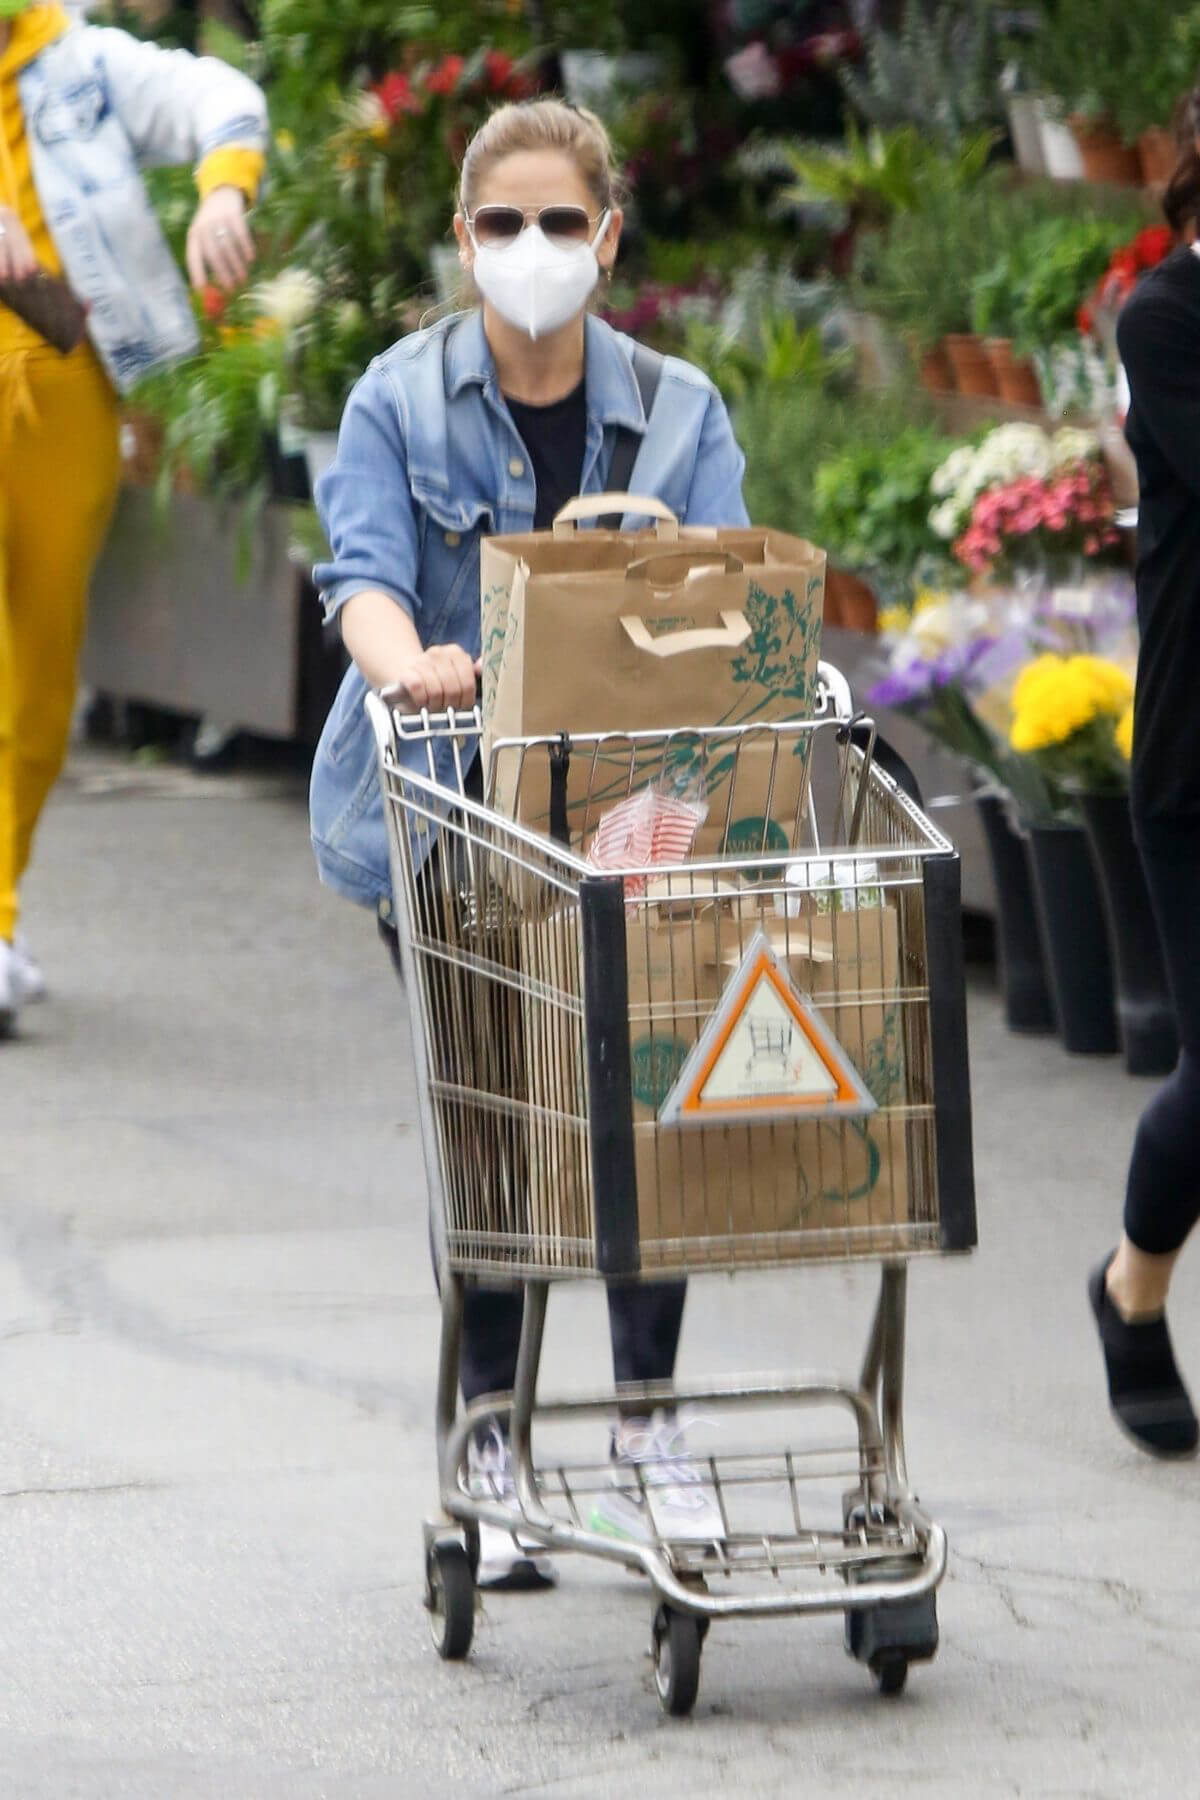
[1124,820,1200,1256]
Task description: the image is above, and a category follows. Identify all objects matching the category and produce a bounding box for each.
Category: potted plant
[852,173,1002,390]
[1006,214,1147,413]
[1009,654,1175,1071]
[970,253,1043,407]
[810,427,957,616]
[1022,0,1193,185]
[1110,12,1200,186]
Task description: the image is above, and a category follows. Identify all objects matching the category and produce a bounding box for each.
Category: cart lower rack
[368,666,975,1716]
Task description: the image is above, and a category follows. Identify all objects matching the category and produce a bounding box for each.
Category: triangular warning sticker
[659,930,879,1128]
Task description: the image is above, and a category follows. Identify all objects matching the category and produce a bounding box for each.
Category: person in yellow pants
[0,1,267,1033]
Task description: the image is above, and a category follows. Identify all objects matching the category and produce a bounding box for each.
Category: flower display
[1007,652,1134,797]
[929,425,1101,544]
[953,461,1121,579]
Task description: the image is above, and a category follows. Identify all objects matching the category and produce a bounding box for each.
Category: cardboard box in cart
[481,501,826,860]
[521,892,914,1270]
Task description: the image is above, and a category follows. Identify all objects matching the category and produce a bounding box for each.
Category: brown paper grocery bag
[631,901,910,1262]
[520,892,910,1270]
[482,495,826,858]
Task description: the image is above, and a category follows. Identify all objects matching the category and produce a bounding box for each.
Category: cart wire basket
[367,664,976,1715]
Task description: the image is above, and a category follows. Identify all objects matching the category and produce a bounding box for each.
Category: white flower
[333,300,365,335]
[343,90,388,134]
[253,268,322,333]
[1050,425,1100,468]
[929,498,961,541]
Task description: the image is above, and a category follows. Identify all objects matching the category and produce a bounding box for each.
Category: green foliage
[136,324,290,570]
[810,429,958,582]
[734,381,940,556]
[685,311,850,406]
[857,170,1153,351]
[1007,219,1132,351]
[1022,0,1200,141]
[840,0,1005,148]
[780,122,996,228]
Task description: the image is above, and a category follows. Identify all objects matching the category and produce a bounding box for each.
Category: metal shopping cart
[366,665,976,1717]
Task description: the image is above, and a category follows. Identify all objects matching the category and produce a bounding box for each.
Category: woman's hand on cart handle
[0,208,38,284]
[386,645,482,714]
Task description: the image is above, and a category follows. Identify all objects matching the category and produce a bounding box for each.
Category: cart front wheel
[427,1542,475,1661]
[873,1651,909,1696]
[652,1604,702,1717]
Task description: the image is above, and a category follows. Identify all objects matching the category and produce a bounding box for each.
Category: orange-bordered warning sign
[658,930,878,1128]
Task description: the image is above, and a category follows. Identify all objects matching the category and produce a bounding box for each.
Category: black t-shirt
[504,379,587,530]
[1117,248,1200,822]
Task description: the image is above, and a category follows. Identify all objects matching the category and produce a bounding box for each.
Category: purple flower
[866,661,936,708]
[929,637,998,689]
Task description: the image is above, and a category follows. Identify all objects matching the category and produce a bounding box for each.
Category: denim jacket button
[508,456,526,479]
[443,529,461,547]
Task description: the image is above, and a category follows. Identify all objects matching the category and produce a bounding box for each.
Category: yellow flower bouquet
[1009,653,1134,801]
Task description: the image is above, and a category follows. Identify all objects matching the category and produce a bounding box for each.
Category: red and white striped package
[585,787,707,899]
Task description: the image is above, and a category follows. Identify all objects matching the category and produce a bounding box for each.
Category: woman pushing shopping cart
[310,96,976,1716]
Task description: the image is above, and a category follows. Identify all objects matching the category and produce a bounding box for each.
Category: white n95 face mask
[471,213,610,341]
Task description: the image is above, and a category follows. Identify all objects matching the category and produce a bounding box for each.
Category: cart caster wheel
[426,1542,475,1661]
[652,1604,702,1717]
[872,1651,909,1696]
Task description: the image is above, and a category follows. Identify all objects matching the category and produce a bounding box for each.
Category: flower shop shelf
[84,487,340,745]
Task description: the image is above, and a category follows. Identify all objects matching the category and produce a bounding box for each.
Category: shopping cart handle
[815,661,854,721]
[849,721,925,809]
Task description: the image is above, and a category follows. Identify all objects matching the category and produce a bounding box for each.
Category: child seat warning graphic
[658,931,879,1127]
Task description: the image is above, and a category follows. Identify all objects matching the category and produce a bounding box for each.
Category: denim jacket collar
[445,309,648,435]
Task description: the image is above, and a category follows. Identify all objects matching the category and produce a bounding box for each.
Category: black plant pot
[1079,792,1178,1077]
[974,795,1056,1035]
[1026,824,1120,1056]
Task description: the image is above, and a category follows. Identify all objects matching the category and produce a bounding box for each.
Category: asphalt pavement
[2,747,1197,1798]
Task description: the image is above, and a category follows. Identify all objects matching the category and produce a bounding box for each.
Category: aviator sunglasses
[464,204,610,250]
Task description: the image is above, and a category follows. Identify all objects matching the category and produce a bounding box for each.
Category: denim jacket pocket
[414,488,493,650]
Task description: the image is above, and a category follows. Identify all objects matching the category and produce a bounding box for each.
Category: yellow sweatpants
[0,343,121,942]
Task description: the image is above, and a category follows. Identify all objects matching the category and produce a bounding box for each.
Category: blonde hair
[458,98,624,216]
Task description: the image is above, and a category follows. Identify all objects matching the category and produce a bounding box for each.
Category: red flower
[424,54,464,97]
[1076,302,1094,336]
[200,284,227,321]
[374,71,422,121]
[483,49,513,91]
[1134,224,1174,268]
[1109,247,1139,280]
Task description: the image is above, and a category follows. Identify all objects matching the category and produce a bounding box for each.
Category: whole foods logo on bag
[631,1035,691,1110]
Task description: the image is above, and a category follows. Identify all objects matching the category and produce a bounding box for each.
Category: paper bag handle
[620,610,751,658]
[624,549,744,586]
[552,494,679,540]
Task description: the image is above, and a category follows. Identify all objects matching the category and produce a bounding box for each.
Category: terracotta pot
[824,565,878,634]
[917,340,956,393]
[1069,117,1142,186]
[943,332,1000,397]
[983,337,1044,408]
[1138,125,1179,186]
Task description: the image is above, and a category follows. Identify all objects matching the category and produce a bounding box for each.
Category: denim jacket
[20,24,267,391]
[310,310,750,909]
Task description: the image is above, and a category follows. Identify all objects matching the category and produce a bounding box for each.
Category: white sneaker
[0,940,22,1037]
[12,932,46,1004]
[466,1423,557,1590]
[589,1412,726,1546]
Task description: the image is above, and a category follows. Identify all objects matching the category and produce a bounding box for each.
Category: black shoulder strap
[599,343,665,530]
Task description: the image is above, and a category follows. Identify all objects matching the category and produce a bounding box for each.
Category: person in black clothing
[1089,111,1200,1458]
